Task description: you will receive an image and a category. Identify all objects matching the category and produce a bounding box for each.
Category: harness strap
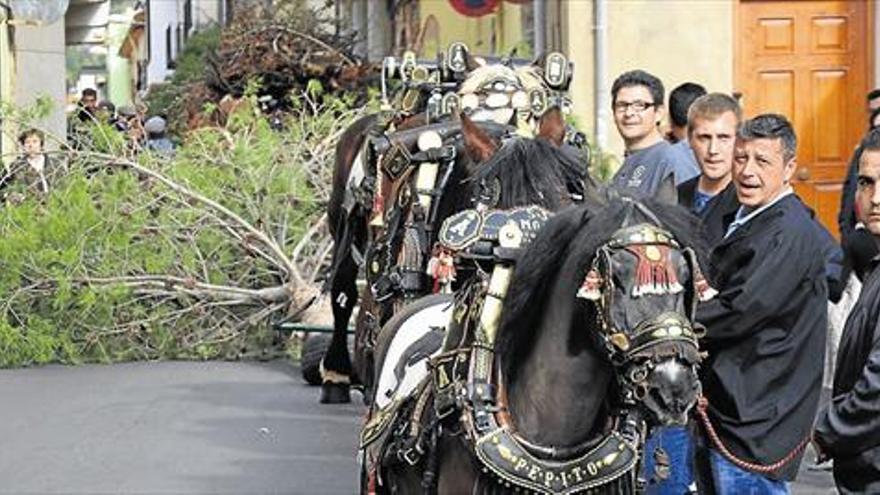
[696,395,811,475]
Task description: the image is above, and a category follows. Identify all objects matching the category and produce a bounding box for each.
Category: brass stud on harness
[610,333,630,352]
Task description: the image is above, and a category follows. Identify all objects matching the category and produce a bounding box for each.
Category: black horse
[364,184,711,494]
[320,106,581,404]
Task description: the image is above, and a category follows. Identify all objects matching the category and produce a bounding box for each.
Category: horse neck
[506,268,612,448]
[434,157,474,222]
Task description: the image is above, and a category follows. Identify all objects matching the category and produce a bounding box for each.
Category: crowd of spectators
[67,87,175,156]
[0,88,177,203]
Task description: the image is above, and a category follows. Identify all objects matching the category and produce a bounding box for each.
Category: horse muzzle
[641,358,700,426]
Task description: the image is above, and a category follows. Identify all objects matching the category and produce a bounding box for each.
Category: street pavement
[0,360,835,494]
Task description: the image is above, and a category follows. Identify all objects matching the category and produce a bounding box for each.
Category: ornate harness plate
[475,428,638,494]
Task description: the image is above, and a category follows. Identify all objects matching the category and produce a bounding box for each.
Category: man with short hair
[868,88,880,114]
[676,92,741,247]
[69,88,99,149]
[667,82,707,143]
[77,88,98,123]
[667,82,706,175]
[838,90,880,281]
[610,70,699,197]
[694,114,827,494]
[813,128,880,494]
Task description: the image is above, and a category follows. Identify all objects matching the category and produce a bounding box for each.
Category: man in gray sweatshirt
[610,70,699,197]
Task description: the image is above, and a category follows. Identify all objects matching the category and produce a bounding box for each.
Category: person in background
[667,83,707,144]
[69,88,99,149]
[143,116,175,158]
[115,105,135,132]
[868,88,880,114]
[676,92,741,247]
[0,129,65,203]
[76,88,98,123]
[95,100,116,126]
[667,82,707,175]
[813,127,880,494]
[610,70,699,197]
[870,107,880,131]
[838,91,880,282]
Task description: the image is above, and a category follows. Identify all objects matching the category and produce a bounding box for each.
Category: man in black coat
[694,114,828,494]
[837,90,880,281]
[813,128,880,494]
[676,93,741,249]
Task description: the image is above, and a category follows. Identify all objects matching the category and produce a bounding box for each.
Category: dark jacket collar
[717,193,796,247]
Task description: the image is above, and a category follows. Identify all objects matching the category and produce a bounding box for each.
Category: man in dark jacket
[694,114,828,493]
[676,93,741,248]
[813,128,880,494]
[838,91,880,281]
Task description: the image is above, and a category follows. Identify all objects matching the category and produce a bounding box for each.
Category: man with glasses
[610,70,699,197]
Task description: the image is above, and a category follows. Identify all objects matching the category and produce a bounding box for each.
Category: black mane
[495,194,708,380]
[469,137,590,210]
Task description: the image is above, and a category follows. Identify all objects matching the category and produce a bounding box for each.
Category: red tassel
[577,268,603,300]
[367,468,378,495]
[427,246,456,293]
[626,245,683,297]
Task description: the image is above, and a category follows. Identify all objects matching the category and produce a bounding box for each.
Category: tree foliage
[1,92,375,367]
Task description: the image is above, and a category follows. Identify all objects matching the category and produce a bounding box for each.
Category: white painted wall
[145,0,180,84]
[193,0,222,28]
[13,19,67,149]
[145,0,222,86]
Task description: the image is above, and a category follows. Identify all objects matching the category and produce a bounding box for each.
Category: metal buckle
[399,447,420,466]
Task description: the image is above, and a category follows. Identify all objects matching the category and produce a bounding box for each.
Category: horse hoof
[320,383,351,404]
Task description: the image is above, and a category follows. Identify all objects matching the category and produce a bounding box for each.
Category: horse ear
[582,174,606,205]
[465,51,482,71]
[460,112,499,163]
[655,174,678,205]
[537,107,566,147]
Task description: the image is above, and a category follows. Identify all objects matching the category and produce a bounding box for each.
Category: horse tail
[328,113,380,235]
[322,212,356,294]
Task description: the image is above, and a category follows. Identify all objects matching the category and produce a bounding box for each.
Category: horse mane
[495,194,708,381]
[470,137,589,210]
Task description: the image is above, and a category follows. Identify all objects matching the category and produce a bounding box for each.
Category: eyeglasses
[613,100,656,114]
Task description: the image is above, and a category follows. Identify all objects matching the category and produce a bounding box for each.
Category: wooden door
[736,0,872,237]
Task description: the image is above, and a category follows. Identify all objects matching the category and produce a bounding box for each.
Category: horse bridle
[576,221,716,408]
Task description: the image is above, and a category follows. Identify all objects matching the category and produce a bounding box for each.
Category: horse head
[498,184,711,438]
[459,108,590,211]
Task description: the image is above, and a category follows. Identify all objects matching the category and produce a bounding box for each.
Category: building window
[183,0,192,40]
[165,24,175,69]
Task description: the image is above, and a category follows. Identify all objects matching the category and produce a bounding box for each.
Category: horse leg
[436,435,481,494]
[353,289,380,405]
[320,251,358,404]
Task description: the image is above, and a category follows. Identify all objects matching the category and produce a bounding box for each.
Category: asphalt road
[0,361,363,495]
[0,360,835,494]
